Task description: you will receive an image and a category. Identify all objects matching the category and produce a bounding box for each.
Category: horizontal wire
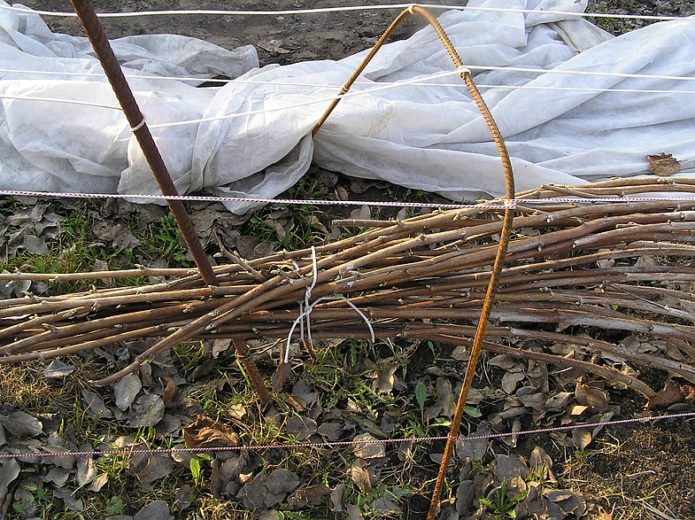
[0,410,692,461]
[0,94,121,110]
[141,63,695,130]
[466,64,695,82]
[3,67,695,96]
[0,3,691,22]
[0,65,695,129]
[0,189,508,210]
[3,189,695,210]
[146,68,463,129]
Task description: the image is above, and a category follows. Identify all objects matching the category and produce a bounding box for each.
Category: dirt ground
[4,1,695,519]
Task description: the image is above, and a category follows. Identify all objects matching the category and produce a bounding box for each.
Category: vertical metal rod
[69,0,218,286]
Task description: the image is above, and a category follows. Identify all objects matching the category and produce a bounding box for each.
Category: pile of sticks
[1,177,694,400]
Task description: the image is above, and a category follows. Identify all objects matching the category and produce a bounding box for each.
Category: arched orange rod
[311,6,516,519]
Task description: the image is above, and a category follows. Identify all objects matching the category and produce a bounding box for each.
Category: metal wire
[0,410,692,461]
[0,94,121,109]
[3,189,695,210]
[1,3,692,23]
[3,68,695,94]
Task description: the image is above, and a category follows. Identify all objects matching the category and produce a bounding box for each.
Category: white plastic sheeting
[1,0,694,213]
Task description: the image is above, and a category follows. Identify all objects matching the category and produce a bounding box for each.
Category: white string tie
[130,115,146,132]
[457,66,471,76]
[285,246,375,364]
[304,246,319,346]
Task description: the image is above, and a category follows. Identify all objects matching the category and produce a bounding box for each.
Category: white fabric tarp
[1,0,694,213]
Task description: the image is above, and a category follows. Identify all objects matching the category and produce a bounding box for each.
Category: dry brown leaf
[0,411,43,437]
[128,394,165,428]
[502,371,526,394]
[132,500,173,520]
[131,452,174,487]
[373,360,398,394]
[575,382,608,412]
[647,383,683,410]
[210,459,224,498]
[211,339,231,358]
[271,362,292,392]
[424,377,455,422]
[681,384,695,401]
[0,459,20,506]
[291,379,318,410]
[88,473,108,492]
[569,404,590,416]
[350,459,372,493]
[43,359,76,379]
[571,428,592,450]
[161,377,178,409]
[346,504,365,520]
[494,453,530,482]
[330,483,345,512]
[646,152,680,176]
[113,373,142,411]
[529,446,556,483]
[317,421,342,441]
[82,389,113,420]
[288,484,331,508]
[76,452,97,488]
[237,469,300,510]
[286,415,317,441]
[229,404,247,421]
[183,415,239,449]
[372,496,401,514]
[352,433,385,459]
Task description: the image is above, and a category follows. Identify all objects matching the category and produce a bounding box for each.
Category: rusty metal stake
[69,0,218,286]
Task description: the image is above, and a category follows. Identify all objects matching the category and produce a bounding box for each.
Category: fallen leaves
[0,458,20,507]
[114,373,142,411]
[424,377,455,423]
[237,469,300,510]
[75,451,97,488]
[647,382,683,410]
[575,382,609,412]
[373,360,398,394]
[42,360,75,379]
[350,459,372,493]
[183,416,239,449]
[288,484,331,508]
[0,411,43,437]
[131,452,174,487]
[128,394,165,428]
[81,389,113,420]
[133,500,173,520]
[285,415,317,441]
[646,152,680,176]
[352,433,386,460]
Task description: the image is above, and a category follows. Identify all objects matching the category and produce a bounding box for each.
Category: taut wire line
[4,67,695,90]
[1,410,693,461]
[3,191,695,212]
[0,3,691,23]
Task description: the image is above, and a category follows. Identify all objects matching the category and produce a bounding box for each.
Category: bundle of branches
[1,177,695,403]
